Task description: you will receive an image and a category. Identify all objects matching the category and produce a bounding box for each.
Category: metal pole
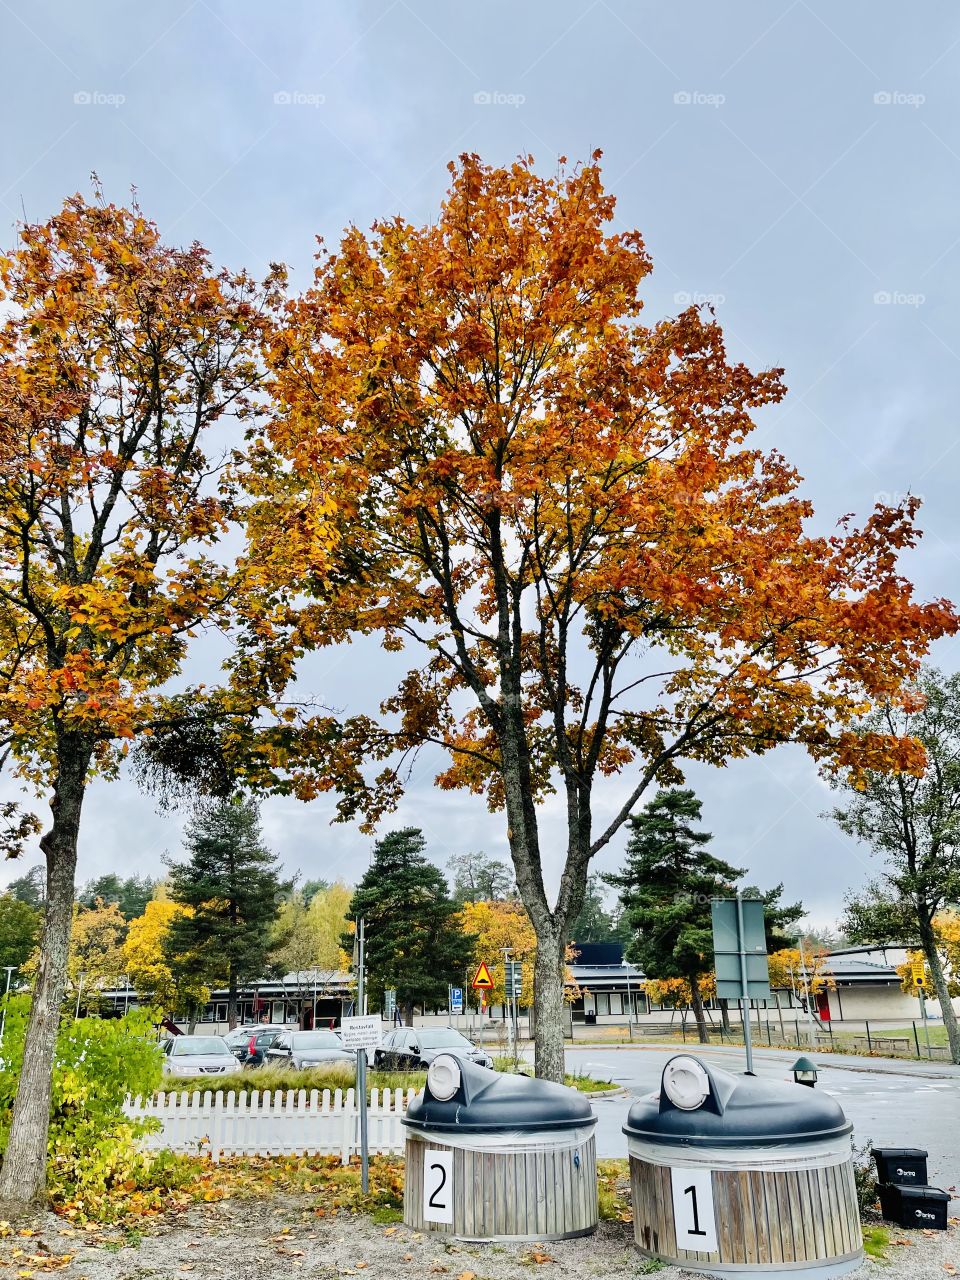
[797,946,816,1048]
[736,893,754,1075]
[502,947,513,1065]
[0,966,15,1044]
[356,917,369,1194]
[919,988,932,1057]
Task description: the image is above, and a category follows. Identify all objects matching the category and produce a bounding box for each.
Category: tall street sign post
[712,895,771,1076]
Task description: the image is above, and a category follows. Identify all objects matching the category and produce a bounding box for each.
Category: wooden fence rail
[124,1086,417,1163]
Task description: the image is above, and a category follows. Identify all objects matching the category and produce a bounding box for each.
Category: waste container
[878,1182,949,1230]
[403,1053,597,1241]
[624,1054,862,1278]
[871,1147,928,1186]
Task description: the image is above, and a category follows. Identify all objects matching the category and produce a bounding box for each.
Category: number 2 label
[670,1167,717,1252]
[423,1149,454,1224]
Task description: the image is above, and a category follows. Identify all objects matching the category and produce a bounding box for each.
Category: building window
[608,993,623,1015]
[596,993,610,1016]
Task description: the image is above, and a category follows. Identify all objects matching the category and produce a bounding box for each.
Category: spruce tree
[165,797,288,1027]
[608,789,744,1043]
[346,829,473,1024]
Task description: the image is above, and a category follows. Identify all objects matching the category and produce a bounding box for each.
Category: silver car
[162,1035,237,1078]
[265,1030,356,1071]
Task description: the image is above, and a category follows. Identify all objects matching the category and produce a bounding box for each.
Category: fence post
[765,1020,772,1047]
[913,1021,921,1058]
[866,1022,872,1053]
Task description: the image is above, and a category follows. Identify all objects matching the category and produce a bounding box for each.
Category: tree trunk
[918,911,960,1065]
[0,741,90,1215]
[532,928,566,1082]
[689,975,709,1044]
[227,966,238,1031]
[719,997,732,1034]
[403,1000,414,1027]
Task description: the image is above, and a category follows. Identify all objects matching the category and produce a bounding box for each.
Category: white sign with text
[339,1014,382,1052]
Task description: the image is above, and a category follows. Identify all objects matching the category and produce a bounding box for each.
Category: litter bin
[403,1053,597,1241]
[624,1054,862,1278]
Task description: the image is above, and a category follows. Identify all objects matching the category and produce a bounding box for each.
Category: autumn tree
[345,829,473,1024]
[828,667,960,1063]
[166,798,288,1028]
[0,191,290,1209]
[609,789,743,1043]
[67,899,126,1006]
[895,914,960,997]
[263,152,954,1080]
[460,897,537,1007]
[122,898,209,1027]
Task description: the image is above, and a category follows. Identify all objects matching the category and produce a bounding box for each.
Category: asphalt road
[563,1043,960,1205]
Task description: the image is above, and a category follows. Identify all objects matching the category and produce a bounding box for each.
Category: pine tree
[608,789,744,1043]
[165,798,288,1027]
[346,829,474,1024]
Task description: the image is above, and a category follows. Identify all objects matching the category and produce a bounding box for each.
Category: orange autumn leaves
[0,159,953,818]
[263,151,956,827]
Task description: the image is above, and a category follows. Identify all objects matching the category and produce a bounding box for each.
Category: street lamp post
[0,966,16,1045]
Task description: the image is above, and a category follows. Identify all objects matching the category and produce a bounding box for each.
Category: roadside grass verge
[162,1065,426,1099]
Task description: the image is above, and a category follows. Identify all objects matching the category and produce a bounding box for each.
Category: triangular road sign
[471,962,494,990]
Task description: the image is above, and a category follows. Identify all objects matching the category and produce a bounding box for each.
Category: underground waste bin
[624,1054,862,1278]
[403,1053,598,1241]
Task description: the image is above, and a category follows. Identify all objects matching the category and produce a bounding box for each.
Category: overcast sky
[1,2,958,926]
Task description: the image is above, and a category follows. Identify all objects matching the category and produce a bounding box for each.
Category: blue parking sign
[450,986,463,1012]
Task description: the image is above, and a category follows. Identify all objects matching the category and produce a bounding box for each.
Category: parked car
[265,1030,356,1071]
[234,1029,284,1068]
[223,1023,287,1052]
[374,1027,493,1071]
[162,1035,237,1078]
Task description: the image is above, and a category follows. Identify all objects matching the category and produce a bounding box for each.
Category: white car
[162,1035,237,1078]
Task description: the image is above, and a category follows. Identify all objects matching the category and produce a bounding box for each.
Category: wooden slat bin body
[624,1055,863,1279]
[628,1141,862,1277]
[402,1053,598,1242]
[404,1129,598,1241]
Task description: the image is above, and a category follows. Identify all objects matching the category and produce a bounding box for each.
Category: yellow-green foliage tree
[643,973,718,1010]
[68,899,126,1000]
[122,898,210,1020]
[896,913,960,997]
[768,946,835,1000]
[459,898,579,1007]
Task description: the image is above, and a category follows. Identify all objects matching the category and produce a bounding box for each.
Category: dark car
[374,1027,493,1071]
[234,1029,283,1068]
[264,1030,356,1071]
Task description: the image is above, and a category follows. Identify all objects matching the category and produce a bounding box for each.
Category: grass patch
[164,1065,426,1099]
[597,1158,631,1223]
[564,1070,615,1093]
[863,1225,891,1261]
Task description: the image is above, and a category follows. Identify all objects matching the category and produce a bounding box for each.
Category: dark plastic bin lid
[623,1054,852,1149]
[404,1056,595,1135]
[871,1147,928,1159]
[888,1185,949,1202]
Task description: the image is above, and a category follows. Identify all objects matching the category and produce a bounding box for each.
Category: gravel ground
[2,1196,957,1280]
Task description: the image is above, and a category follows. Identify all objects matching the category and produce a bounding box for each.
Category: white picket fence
[124,1087,417,1163]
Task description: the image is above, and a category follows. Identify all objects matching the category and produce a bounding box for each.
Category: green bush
[850,1136,879,1216]
[0,995,167,1213]
[170,1063,427,1098]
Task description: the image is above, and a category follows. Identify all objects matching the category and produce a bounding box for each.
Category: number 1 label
[670,1166,718,1252]
[423,1149,454,1224]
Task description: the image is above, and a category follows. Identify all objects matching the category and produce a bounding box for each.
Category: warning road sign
[471,962,494,990]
